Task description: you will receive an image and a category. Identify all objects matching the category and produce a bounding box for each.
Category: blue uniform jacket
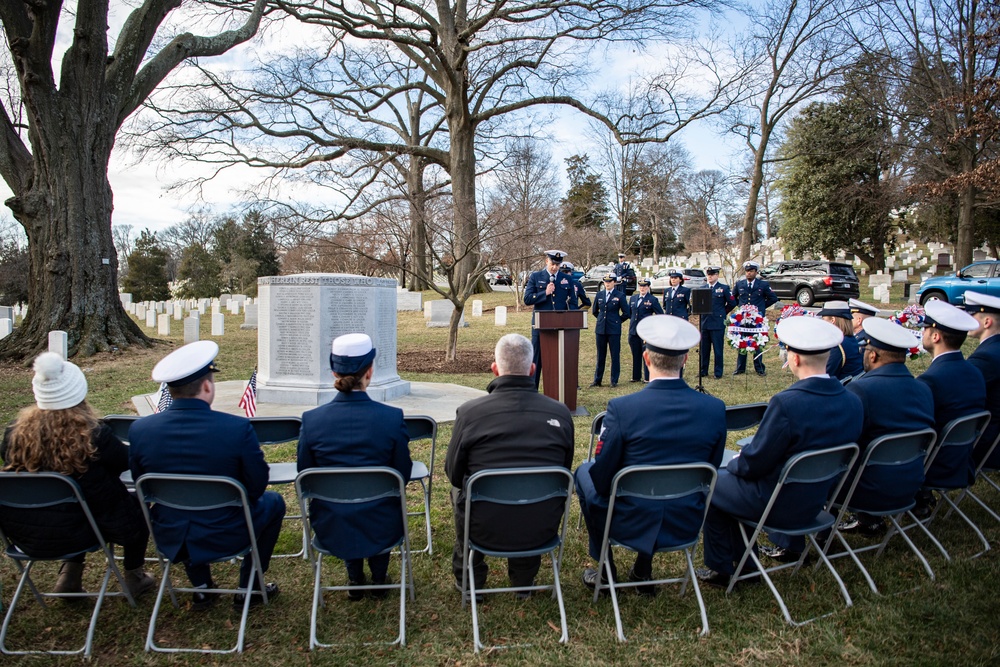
[732,278,779,312]
[701,283,734,330]
[827,335,865,379]
[846,364,935,511]
[627,292,664,336]
[918,352,987,487]
[129,399,272,565]
[297,391,412,561]
[524,268,576,311]
[577,380,726,553]
[567,279,592,309]
[969,335,1000,468]
[662,285,691,319]
[592,288,630,335]
[716,376,863,528]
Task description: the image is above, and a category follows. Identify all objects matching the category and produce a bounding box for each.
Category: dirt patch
[396,350,493,374]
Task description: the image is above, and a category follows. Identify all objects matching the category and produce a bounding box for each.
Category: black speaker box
[691,288,713,315]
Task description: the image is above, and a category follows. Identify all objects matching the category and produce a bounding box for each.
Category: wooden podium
[534,310,588,416]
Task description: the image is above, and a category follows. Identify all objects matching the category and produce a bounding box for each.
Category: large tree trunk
[739,133,770,263]
[3,136,148,359]
[407,156,431,291]
[956,183,976,270]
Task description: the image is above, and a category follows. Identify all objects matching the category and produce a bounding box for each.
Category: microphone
[549,272,556,306]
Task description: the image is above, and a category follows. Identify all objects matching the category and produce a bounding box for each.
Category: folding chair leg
[939,494,992,558]
[684,549,710,637]
[469,550,483,653]
[823,530,879,595]
[887,515,936,582]
[902,511,952,562]
[808,534,853,612]
[603,555,626,642]
[950,489,1000,526]
[309,556,323,650]
[551,552,569,645]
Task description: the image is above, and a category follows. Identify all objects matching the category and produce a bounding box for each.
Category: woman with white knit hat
[0,353,155,598]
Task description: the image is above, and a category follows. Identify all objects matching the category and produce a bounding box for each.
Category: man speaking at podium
[524,250,575,389]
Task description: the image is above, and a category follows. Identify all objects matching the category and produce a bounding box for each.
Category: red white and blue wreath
[726,304,770,356]
[888,305,926,360]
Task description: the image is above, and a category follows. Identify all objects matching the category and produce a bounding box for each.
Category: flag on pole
[155,382,172,413]
[239,368,258,418]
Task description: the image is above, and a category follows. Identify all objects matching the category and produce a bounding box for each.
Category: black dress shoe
[370,575,392,600]
[733,371,745,376]
[610,382,618,388]
[233,582,280,608]
[694,568,731,589]
[627,568,656,598]
[756,371,767,377]
[760,545,807,564]
[588,382,601,388]
[191,588,219,611]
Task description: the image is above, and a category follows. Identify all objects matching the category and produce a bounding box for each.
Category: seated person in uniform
[297,333,412,600]
[817,301,864,380]
[1,353,155,599]
[966,292,1000,470]
[576,315,726,595]
[130,341,286,610]
[445,334,574,597]
[698,317,863,583]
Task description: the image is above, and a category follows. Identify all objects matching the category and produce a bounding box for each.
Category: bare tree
[0,0,266,357]
[634,142,692,262]
[724,0,861,263]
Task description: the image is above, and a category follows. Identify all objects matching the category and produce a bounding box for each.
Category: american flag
[155,382,172,413]
[239,368,258,418]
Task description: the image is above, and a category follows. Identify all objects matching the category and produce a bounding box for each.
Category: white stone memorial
[157,314,171,336]
[424,301,433,319]
[396,291,422,311]
[48,330,68,359]
[0,319,11,339]
[183,317,200,344]
[212,313,225,336]
[495,306,507,326]
[241,303,258,330]
[256,274,410,405]
[135,303,146,320]
[868,274,892,287]
[211,300,221,316]
[145,308,156,328]
[472,300,483,317]
[893,270,908,283]
[427,300,467,328]
[173,303,183,320]
[119,293,132,306]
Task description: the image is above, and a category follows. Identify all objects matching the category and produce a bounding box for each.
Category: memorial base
[258,379,412,406]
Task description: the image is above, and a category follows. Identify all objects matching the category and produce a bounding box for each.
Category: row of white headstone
[422,299,508,327]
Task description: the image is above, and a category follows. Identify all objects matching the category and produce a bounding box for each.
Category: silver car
[650,267,707,290]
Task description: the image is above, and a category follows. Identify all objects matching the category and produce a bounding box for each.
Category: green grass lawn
[1,286,999,665]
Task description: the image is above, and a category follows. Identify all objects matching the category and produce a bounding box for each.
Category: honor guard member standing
[627,278,664,382]
[966,292,1000,469]
[614,253,636,282]
[699,267,734,379]
[591,273,631,387]
[836,317,936,537]
[698,316,863,584]
[662,270,691,319]
[817,301,865,380]
[576,315,726,593]
[849,298,880,348]
[561,261,591,309]
[297,334,412,598]
[129,341,286,609]
[732,261,779,376]
[524,250,575,389]
[913,299,986,515]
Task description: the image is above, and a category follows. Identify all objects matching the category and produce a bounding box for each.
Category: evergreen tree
[121,231,171,301]
[176,244,223,298]
[561,155,610,230]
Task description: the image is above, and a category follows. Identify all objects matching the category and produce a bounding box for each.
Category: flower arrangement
[889,305,925,360]
[726,304,770,356]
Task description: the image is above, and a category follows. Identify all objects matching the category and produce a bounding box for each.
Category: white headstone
[893,270,908,283]
[119,292,132,306]
[183,317,200,344]
[47,330,68,359]
[424,301,433,319]
[228,300,240,315]
[256,274,410,405]
[127,303,136,315]
[220,293,232,307]
[0,319,11,339]
[135,303,146,319]
[211,312,225,336]
[146,308,156,328]
[0,305,12,321]
[879,287,892,304]
[868,274,892,287]
[173,303,183,320]
[495,306,507,326]
[240,303,258,330]
[428,300,467,328]
[157,314,170,336]
[198,298,209,314]
[472,300,483,317]
[396,291,422,311]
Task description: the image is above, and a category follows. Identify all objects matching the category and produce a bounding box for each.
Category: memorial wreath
[726,304,770,356]
[888,305,925,360]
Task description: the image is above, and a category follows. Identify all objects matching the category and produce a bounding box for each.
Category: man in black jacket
[445,333,575,595]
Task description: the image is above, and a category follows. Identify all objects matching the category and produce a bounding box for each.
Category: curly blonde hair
[3,402,99,475]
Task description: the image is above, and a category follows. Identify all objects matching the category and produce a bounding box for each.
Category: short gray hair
[494,333,534,376]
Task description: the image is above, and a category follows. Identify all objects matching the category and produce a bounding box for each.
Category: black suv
[758,260,860,306]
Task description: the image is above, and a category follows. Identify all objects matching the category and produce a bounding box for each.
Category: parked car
[485,267,512,285]
[758,260,860,306]
[649,267,707,290]
[916,261,1000,305]
[580,264,615,292]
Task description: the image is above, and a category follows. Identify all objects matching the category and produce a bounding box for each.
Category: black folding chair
[725,402,768,449]
[250,416,305,558]
[404,415,437,555]
[578,411,607,529]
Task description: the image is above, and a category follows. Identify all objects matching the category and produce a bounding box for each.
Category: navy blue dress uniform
[850,298,880,349]
[699,268,734,378]
[613,254,636,290]
[576,316,726,582]
[966,292,1000,468]
[524,250,576,388]
[732,261,780,375]
[297,334,412,587]
[627,280,664,382]
[818,302,864,380]
[844,318,935,515]
[661,273,691,320]
[701,317,863,579]
[561,262,591,309]
[917,300,986,488]
[129,341,286,592]
[591,275,631,386]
